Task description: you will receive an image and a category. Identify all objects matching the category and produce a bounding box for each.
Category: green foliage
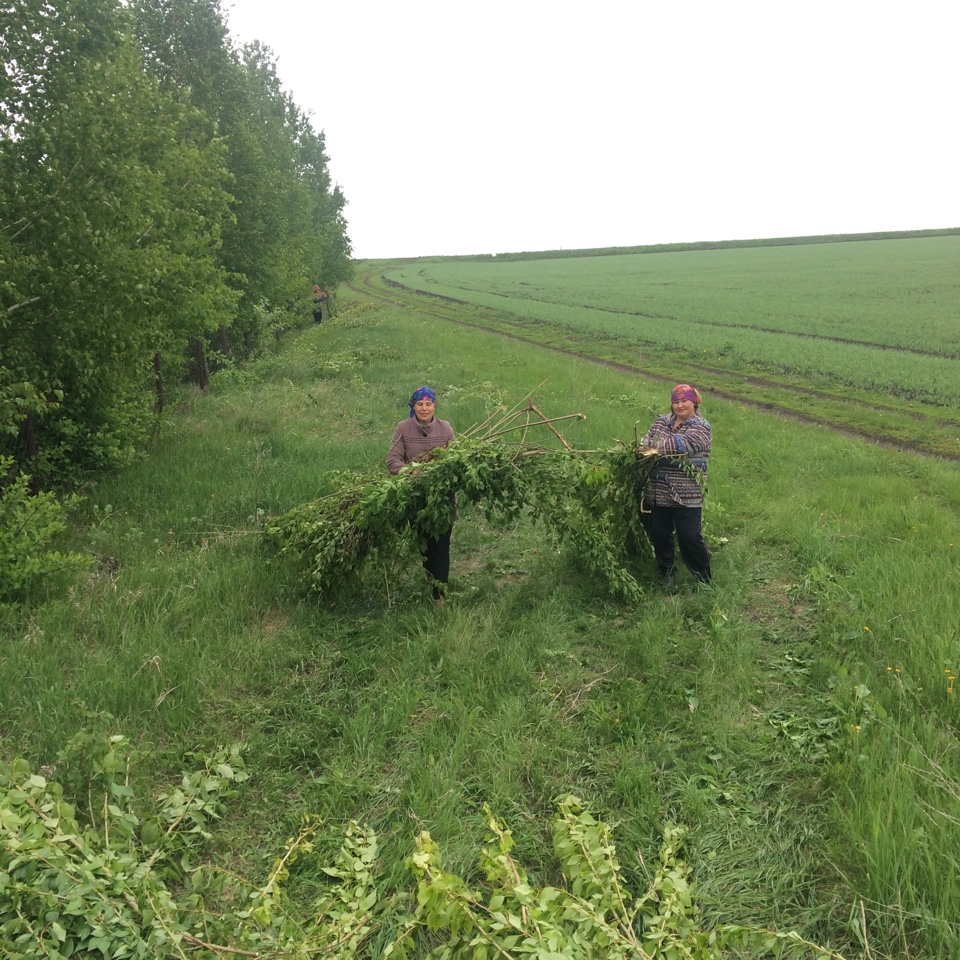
[0,374,53,441]
[266,438,531,595]
[0,0,236,478]
[0,0,352,481]
[133,0,353,355]
[532,445,656,602]
[266,435,660,602]
[0,739,843,960]
[0,730,249,959]
[386,796,843,959]
[0,456,87,602]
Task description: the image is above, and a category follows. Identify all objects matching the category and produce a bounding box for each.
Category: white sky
[224,0,959,260]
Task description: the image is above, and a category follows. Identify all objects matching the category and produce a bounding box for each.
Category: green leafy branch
[385,795,847,960]
[1,736,849,959]
[266,400,662,602]
[0,741,248,960]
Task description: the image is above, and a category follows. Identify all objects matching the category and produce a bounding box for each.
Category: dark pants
[644,505,711,583]
[313,308,323,323]
[422,529,452,598]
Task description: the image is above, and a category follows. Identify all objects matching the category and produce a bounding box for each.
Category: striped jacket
[641,413,711,508]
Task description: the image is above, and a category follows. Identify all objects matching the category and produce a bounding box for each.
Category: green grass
[406,237,960,354]
[360,235,960,457]
[3,292,960,957]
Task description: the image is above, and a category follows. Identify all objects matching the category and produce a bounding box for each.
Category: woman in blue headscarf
[386,386,456,602]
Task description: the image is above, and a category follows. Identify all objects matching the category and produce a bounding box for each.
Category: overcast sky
[224,0,958,260]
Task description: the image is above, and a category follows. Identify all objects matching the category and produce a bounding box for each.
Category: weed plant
[2,297,960,957]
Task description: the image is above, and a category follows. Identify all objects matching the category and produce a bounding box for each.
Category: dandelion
[864,626,870,632]
[887,667,892,672]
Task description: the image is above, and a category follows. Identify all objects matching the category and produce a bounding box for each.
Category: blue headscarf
[408,386,437,417]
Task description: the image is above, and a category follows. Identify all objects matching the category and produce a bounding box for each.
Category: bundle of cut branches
[265,400,659,601]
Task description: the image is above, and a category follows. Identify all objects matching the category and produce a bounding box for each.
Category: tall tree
[292,104,353,296]
[2,0,350,480]
[0,0,235,478]
[133,0,352,356]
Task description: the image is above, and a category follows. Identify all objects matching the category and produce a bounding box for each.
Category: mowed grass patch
[3,297,960,955]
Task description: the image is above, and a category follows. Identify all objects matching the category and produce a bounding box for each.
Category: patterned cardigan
[641,413,711,508]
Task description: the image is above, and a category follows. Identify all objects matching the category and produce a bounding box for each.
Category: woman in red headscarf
[640,384,712,584]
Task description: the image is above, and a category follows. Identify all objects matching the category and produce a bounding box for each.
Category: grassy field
[358,235,960,458]
[3,252,960,957]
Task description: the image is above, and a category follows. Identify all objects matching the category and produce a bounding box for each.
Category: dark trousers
[644,505,711,583]
[422,529,452,598]
[313,308,323,323]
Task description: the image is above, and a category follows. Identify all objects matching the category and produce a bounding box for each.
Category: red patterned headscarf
[671,384,702,406]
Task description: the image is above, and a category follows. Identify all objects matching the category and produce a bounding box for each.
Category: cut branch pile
[265,400,659,601]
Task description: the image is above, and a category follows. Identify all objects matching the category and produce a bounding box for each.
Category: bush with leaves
[0,455,88,603]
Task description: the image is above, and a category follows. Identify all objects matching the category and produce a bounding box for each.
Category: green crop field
[3,235,960,958]
[360,233,960,458]
[401,239,960,354]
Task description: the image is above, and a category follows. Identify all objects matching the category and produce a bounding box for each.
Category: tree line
[1,0,352,486]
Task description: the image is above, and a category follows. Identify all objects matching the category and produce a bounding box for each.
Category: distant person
[312,284,328,323]
[639,384,712,585]
[386,386,456,604]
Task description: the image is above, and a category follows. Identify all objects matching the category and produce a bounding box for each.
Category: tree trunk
[154,352,164,413]
[24,410,40,492]
[190,338,209,390]
[24,409,38,460]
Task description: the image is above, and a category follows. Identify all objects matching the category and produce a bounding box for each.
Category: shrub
[0,455,88,602]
